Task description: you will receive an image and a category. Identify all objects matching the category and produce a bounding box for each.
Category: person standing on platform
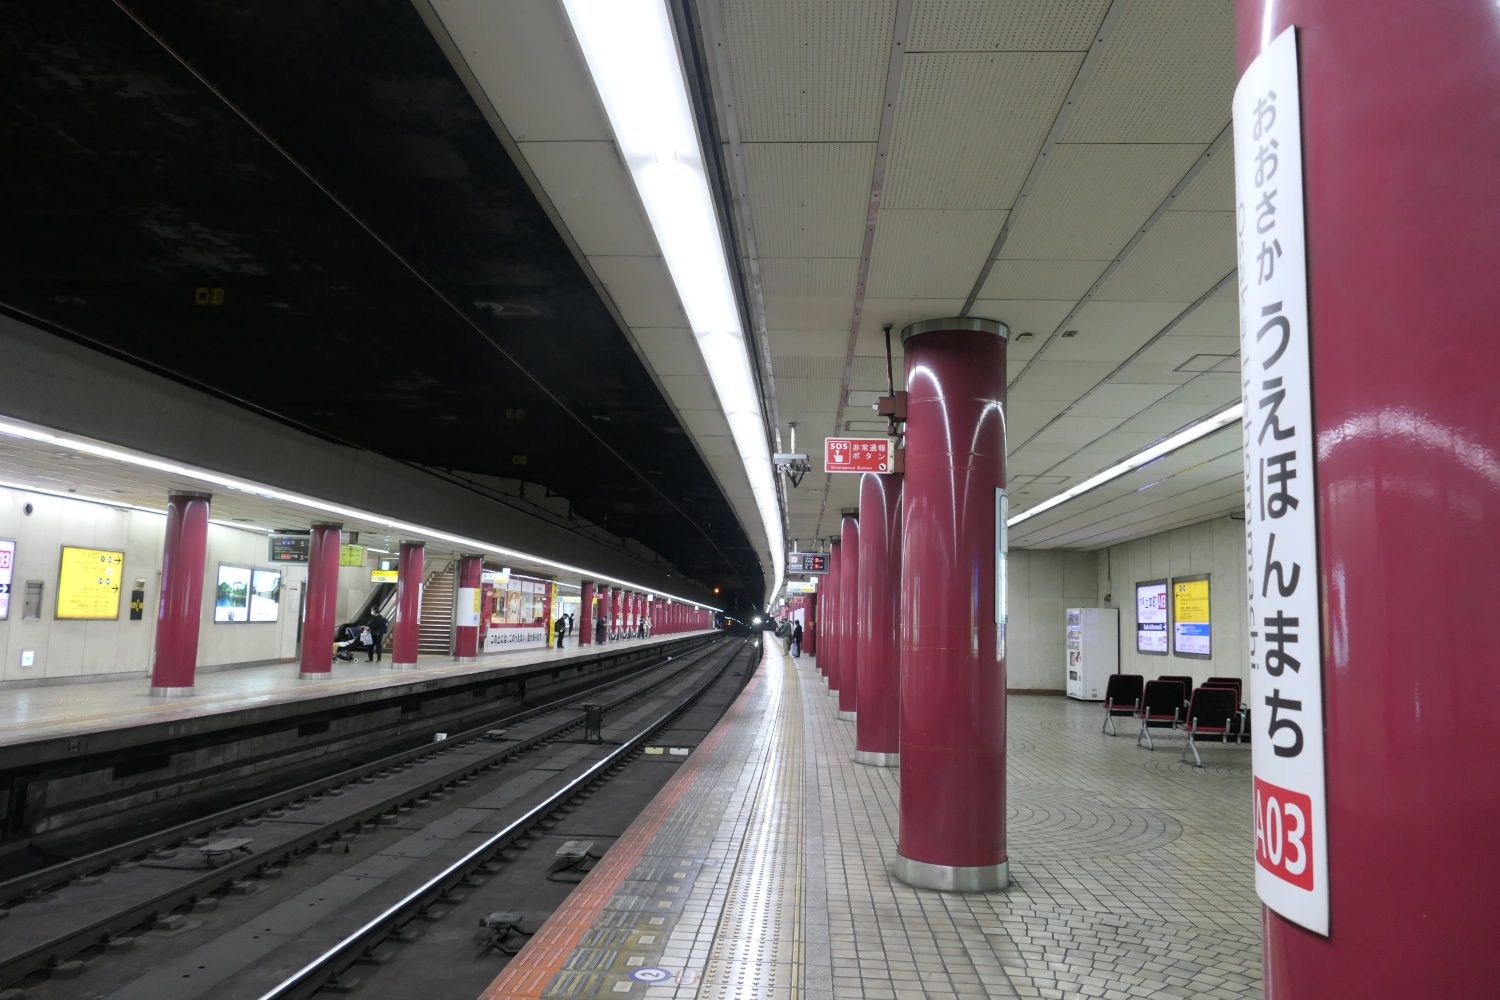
[791,621,803,658]
[367,612,388,663]
[554,615,566,649]
[595,614,606,644]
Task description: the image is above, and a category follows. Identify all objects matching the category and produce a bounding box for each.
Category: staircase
[417,569,456,656]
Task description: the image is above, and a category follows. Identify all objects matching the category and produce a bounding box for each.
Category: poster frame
[1135,578,1169,656]
[248,567,283,624]
[55,544,125,621]
[0,538,14,621]
[213,562,255,624]
[1170,573,1212,659]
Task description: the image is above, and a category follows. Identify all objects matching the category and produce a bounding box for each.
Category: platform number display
[1234,26,1329,935]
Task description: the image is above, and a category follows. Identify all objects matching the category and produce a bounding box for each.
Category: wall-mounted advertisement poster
[1136,580,1168,654]
[56,545,125,620]
[1172,575,1211,658]
[249,569,282,623]
[0,539,14,619]
[214,564,253,623]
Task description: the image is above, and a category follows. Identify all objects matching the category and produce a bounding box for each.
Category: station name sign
[824,437,892,474]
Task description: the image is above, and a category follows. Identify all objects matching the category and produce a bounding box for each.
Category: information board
[0,539,14,620]
[824,437,892,473]
[1135,580,1168,654]
[787,552,828,574]
[56,546,124,620]
[1234,25,1329,936]
[249,569,282,623]
[268,535,310,563]
[370,569,398,583]
[1172,576,1211,657]
[214,564,252,623]
[339,544,365,567]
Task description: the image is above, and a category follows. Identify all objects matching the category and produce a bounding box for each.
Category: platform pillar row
[856,472,901,766]
[454,554,483,661]
[391,540,424,668]
[824,538,841,689]
[836,511,860,721]
[297,522,342,680]
[148,491,212,697]
[894,317,1008,893]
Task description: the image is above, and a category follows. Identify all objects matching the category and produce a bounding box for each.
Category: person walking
[367,612,389,662]
[791,620,803,658]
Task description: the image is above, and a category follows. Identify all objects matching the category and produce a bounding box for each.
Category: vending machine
[1065,608,1119,701]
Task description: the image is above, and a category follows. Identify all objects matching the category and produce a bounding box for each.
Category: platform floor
[0,632,712,748]
[482,647,1261,1000]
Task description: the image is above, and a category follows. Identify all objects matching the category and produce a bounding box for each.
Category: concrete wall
[1005,549,1100,691]
[0,484,308,683]
[1098,515,1248,685]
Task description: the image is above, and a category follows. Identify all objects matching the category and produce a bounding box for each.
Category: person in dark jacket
[367,612,389,662]
[554,615,567,648]
[791,621,804,658]
[595,615,607,644]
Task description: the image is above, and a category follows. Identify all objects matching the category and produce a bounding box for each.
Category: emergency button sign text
[824,437,892,474]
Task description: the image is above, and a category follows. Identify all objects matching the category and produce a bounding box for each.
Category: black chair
[1101,674,1145,736]
[1158,675,1194,709]
[1178,687,1239,766]
[1135,681,1183,750]
[1206,676,1244,705]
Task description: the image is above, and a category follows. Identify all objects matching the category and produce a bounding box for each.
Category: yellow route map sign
[56,546,124,620]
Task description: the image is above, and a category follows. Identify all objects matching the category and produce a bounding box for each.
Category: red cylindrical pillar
[823,540,841,689]
[856,472,902,765]
[1236,5,1500,995]
[149,491,212,696]
[836,512,860,720]
[895,317,1008,892]
[611,588,622,638]
[454,555,483,661]
[299,522,342,679]
[579,581,595,645]
[597,585,611,641]
[391,541,424,668]
[805,593,818,656]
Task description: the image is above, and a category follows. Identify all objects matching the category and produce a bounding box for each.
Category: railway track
[0,636,753,995]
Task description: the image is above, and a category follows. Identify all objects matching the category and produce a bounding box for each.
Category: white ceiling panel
[430,0,610,142]
[1163,297,1237,339]
[763,294,856,331]
[1117,400,1224,435]
[1114,333,1241,384]
[1160,373,1241,405]
[1093,211,1236,302]
[1009,360,1120,400]
[1001,143,1204,260]
[742,143,877,257]
[778,378,844,412]
[908,0,1110,51]
[658,375,721,411]
[1006,399,1073,444]
[676,409,732,439]
[884,52,1081,209]
[769,329,849,358]
[1064,382,1180,418]
[1172,143,1235,211]
[631,328,707,376]
[977,259,1109,301]
[518,141,656,256]
[1040,301,1188,364]
[721,0,896,141]
[1023,415,1132,451]
[761,257,861,297]
[968,299,1078,341]
[585,256,690,328]
[867,210,1008,297]
[770,354,846,381]
[1059,0,1234,144]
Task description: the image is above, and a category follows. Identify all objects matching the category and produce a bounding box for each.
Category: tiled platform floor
[482,645,1261,1000]
[0,631,714,748]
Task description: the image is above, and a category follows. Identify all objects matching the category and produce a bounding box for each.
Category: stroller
[333,622,372,662]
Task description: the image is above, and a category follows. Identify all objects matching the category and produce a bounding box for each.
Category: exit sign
[825,437,893,473]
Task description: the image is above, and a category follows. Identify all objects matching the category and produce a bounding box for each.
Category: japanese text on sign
[824,437,892,474]
[1233,25,1329,936]
[0,539,14,620]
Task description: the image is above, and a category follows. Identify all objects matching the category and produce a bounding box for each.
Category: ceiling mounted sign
[824,437,892,474]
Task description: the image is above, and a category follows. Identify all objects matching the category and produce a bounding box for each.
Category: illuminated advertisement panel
[56,545,124,620]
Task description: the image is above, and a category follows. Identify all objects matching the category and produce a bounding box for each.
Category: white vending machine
[1065,608,1119,701]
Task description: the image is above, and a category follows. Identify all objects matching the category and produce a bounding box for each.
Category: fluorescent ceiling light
[1007,403,1244,527]
[561,0,785,598]
[0,417,721,612]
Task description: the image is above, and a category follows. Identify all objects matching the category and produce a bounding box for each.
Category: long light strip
[560,0,785,599]
[0,417,721,612]
[1008,403,1244,527]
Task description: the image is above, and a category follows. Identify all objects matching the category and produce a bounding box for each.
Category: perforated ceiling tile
[978,259,1110,301]
[760,257,860,298]
[768,330,848,358]
[1093,210,1236,302]
[1065,382,1181,418]
[865,209,1007,297]
[777,378,844,412]
[884,52,1082,209]
[1002,143,1204,260]
[1162,297,1237,339]
[1172,142,1235,211]
[763,293,855,330]
[1162,372,1240,405]
[1043,300,1188,364]
[1061,0,1235,143]
[969,298,1077,340]
[742,143,877,258]
[907,0,1110,52]
[721,0,896,142]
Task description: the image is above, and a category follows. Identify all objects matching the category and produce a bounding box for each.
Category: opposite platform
[0,631,715,750]
[482,644,1262,1000]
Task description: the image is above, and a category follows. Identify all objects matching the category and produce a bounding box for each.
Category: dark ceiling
[0,0,763,606]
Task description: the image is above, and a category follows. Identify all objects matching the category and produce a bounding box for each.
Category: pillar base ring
[297,671,332,681]
[455,656,479,663]
[148,685,196,698]
[389,661,420,671]
[836,710,856,722]
[891,855,1008,893]
[853,750,898,767]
